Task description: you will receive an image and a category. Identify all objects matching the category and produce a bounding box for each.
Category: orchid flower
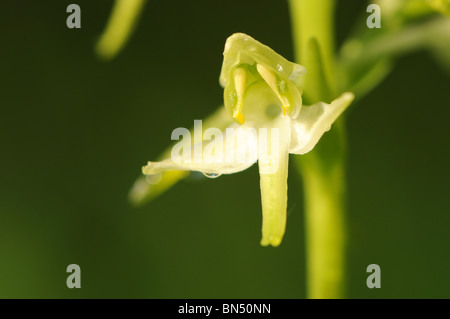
[137,33,354,247]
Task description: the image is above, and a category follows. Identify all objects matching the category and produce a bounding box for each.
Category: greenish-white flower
[138,33,354,247]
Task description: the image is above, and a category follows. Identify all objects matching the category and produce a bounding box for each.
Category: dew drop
[145,173,162,185]
[202,172,222,179]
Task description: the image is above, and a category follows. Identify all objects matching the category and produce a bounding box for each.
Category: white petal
[289,92,354,155]
[142,124,258,176]
[129,107,235,205]
[258,115,291,247]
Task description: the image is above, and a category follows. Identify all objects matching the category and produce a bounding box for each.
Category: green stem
[288,0,347,299]
[289,0,336,103]
[301,169,346,298]
[296,122,347,299]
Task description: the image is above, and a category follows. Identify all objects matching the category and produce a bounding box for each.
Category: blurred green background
[1,0,449,298]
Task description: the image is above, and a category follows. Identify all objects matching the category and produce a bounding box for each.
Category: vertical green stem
[301,162,346,298]
[289,0,337,102]
[288,0,347,298]
[297,122,347,299]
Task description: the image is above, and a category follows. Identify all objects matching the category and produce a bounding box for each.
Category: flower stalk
[289,0,347,299]
[296,120,348,299]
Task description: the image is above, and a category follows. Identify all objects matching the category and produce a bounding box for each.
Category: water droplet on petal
[145,173,162,185]
[202,172,222,179]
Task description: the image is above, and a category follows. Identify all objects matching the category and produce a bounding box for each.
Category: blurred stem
[338,17,450,98]
[96,0,147,60]
[289,0,347,298]
[340,17,450,68]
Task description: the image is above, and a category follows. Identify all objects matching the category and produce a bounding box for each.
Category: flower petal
[289,92,354,155]
[129,107,234,205]
[220,33,306,89]
[220,33,306,121]
[258,115,291,247]
[142,123,258,176]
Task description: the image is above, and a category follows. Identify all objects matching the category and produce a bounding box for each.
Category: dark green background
[1,0,449,298]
